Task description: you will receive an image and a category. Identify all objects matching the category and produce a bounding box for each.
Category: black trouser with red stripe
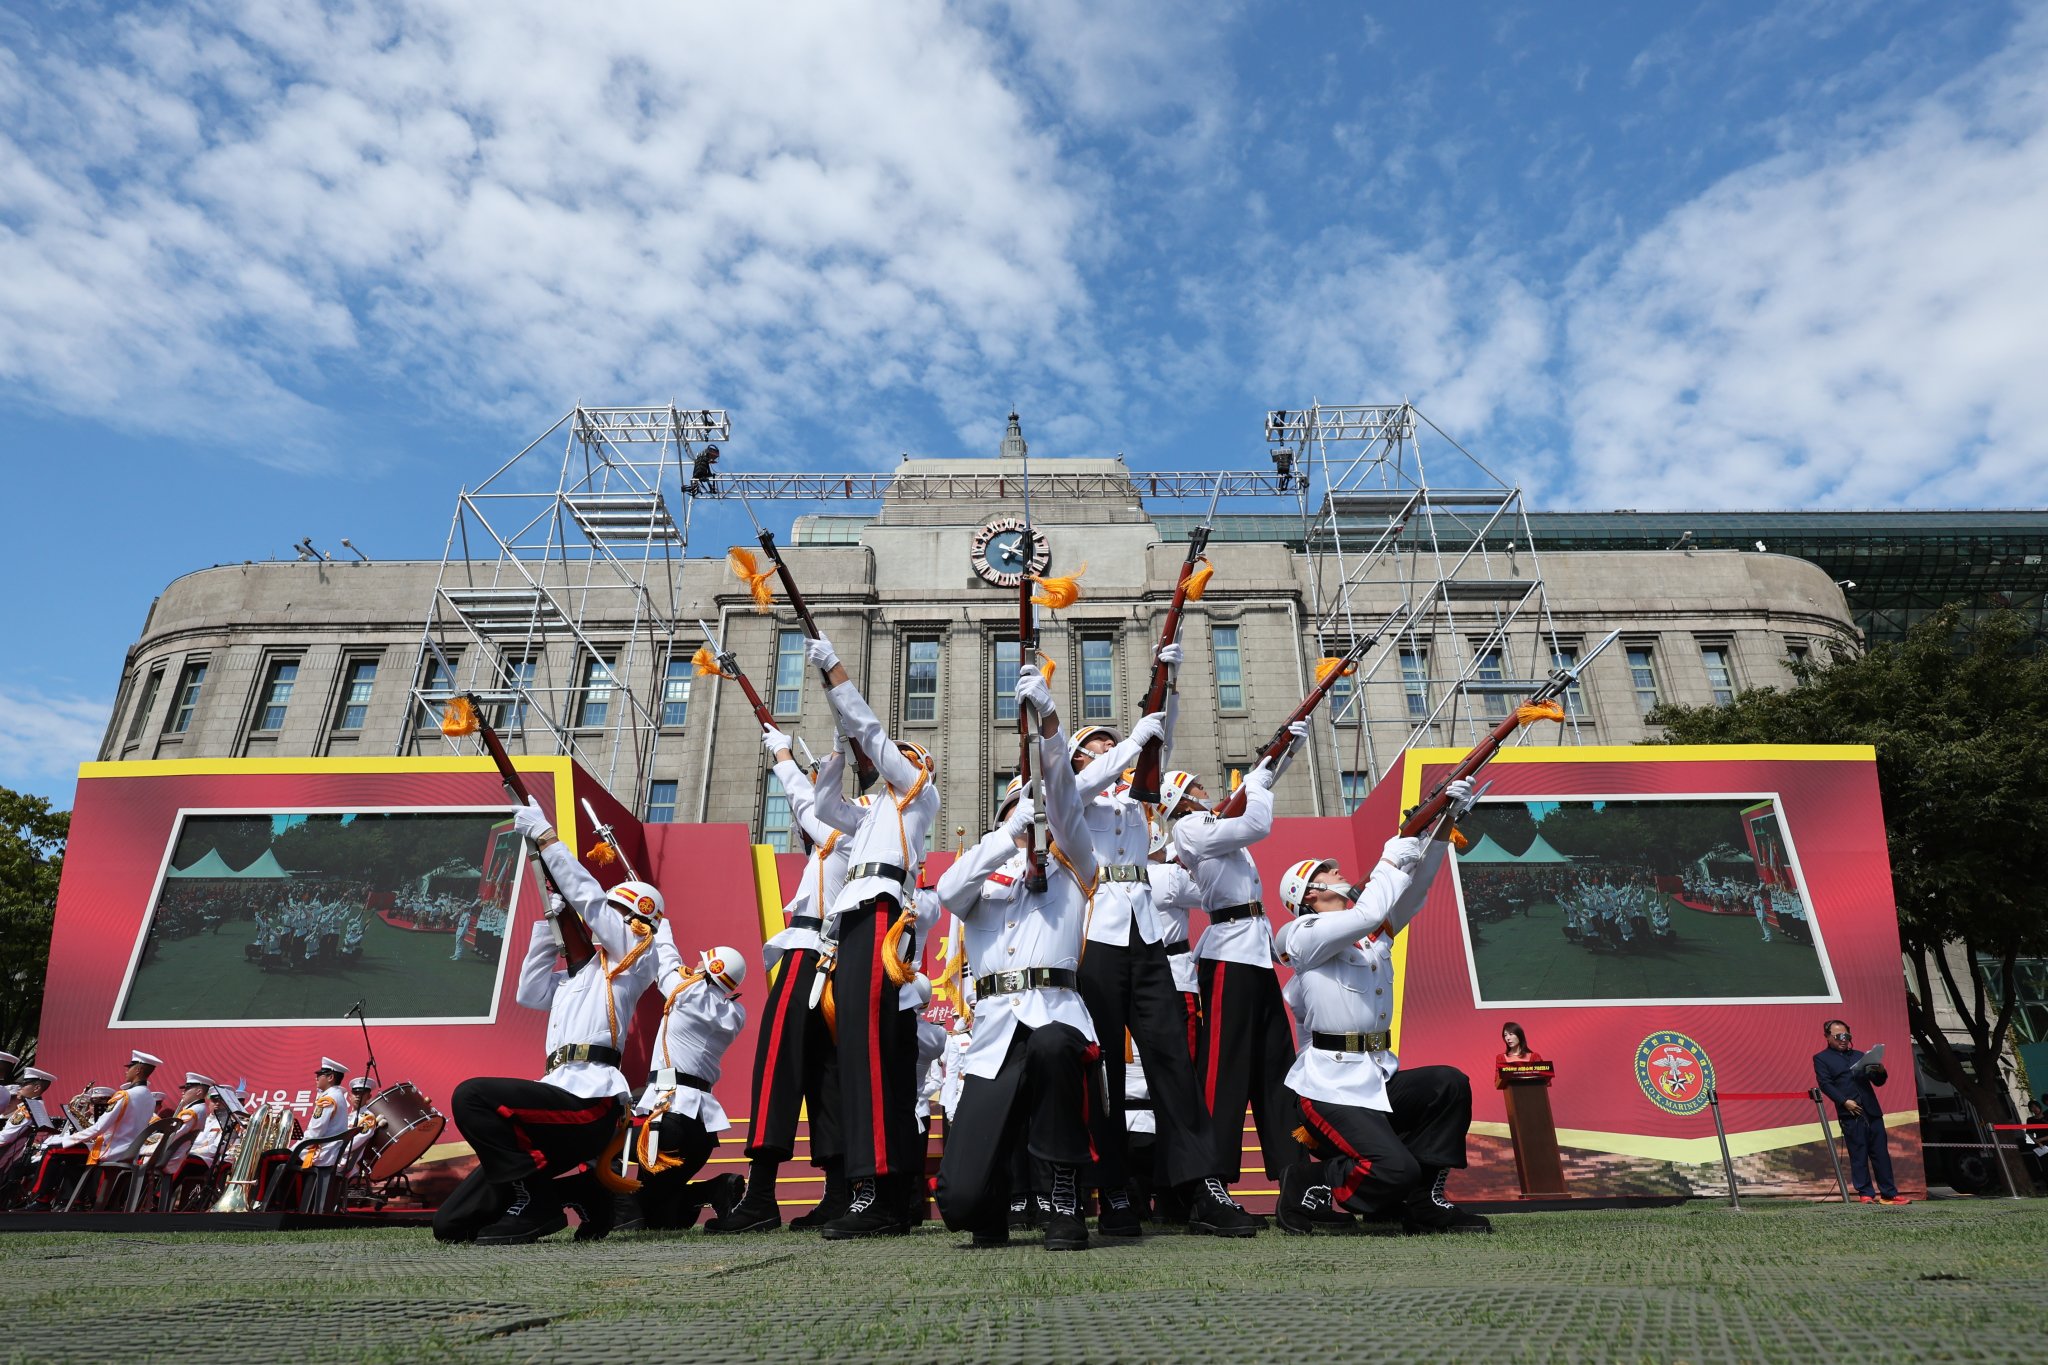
[1294,1066,1473,1216]
[834,898,922,1180]
[637,1113,721,1228]
[1080,937,1221,1190]
[1197,958,1301,1181]
[432,1076,622,1241]
[935,1021,1097,1232]
[743,945,842,1164]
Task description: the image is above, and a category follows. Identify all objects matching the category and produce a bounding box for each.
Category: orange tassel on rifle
[727,547,777,613]
[1228,768,1243,793]
[1029,562,1086,610]
[1036,651,1058,683]
[588,840,618,867]
[1314,656,1356,686]
[1449,826,1471,852]
[1516,698,1567,726]
[691,644,722,677]
[440,695,480,737]
[1184,559,1214,602]
[593,1114,641,1194]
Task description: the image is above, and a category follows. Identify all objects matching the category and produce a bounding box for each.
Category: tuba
[210,1102,301,1212]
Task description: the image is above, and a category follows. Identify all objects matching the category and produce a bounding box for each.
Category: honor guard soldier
[709,730,855,1233]
[933,667,1103,1250]
[804,632,941,1238]
[1271,796,1491,1236]
[1166,727,1308,1200]
[26,1049,163,1209]
[634,946,750,1229]
[434,797,679,1245]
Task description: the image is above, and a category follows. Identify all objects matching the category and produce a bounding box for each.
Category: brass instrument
[210,1101,301,1212]
[60,1084,100,1134]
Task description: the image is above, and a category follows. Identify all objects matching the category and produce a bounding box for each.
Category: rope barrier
[1714,1090,1811,1103]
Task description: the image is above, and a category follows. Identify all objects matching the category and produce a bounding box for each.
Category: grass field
[4,1200,2041,1362]
[121,914,502,1023]
[1464,899,1832,1003]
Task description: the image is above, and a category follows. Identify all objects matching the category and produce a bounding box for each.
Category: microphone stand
[346,1001,381,1093]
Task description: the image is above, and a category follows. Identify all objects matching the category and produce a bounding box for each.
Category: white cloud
[0,686,110,798]
[1562,9,2048,508]
[0,0,1106,464]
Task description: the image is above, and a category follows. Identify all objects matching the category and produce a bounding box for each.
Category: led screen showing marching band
[1447,794,1840,1008]
[114,808,526,1026]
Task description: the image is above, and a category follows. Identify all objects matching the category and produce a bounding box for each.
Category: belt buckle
[999,970,1024,994]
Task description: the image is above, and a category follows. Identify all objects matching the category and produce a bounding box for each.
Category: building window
[1213,625,1244,711]
[254,660,299,732]
[127,665,166,743]
[1550,643,1585,719]
[498,654,536,730]
[1328,666,1357,725]
[1472,644,1510,719]
[1340,771,1370,815]
[575,654,616,729]
[335,659,378,731]
[1400,647,1430,720]
[661,654,693,728]
[993,770,1019,823]
[646,779,679,824]
[773,629,805,717]
[762,773,795,852]
[1699,642,1736,705]
[904,637,940,722]
[1080,635,1115,723]
[993,638,1021,723]
[1625,643,1662,716]
[165,661,207,735]
[416,651,460,729]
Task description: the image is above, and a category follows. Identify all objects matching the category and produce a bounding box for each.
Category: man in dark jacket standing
[1813,1019,1909,1205]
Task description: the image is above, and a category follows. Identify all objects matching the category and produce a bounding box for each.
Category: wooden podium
[1497,1060,1567,1196]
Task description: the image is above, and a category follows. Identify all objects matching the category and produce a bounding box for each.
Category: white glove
[512,797,553,842]
[1244,761,1276,792]
[1129,711,1166,748]
[805,635,838,671]
[1003,796,1037,837]
[1286,719,1309,745]
[1380,835,1427,871]
[1016,668,1055,718]
[1443,777,1478,818]
[1156,642,1184,668]
[762,727,793,758]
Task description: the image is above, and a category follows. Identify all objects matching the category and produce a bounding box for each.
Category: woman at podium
[1494,1022,1543,1078]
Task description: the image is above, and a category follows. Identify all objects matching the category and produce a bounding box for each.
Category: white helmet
[1069,724,1118,760]
[700,946,747,996]
[1279,858,1342,915]
[605,879,665,926]
[997,774,1027,820]
[897,739,935,772]
[1159,770,1200,813]
[1148,816,1172,856]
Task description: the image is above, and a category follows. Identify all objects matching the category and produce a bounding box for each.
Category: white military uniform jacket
[765,751,851,971]
[0,1096,50,1158]
[824,681,940,926]
[302,1083,352,1167]
[1175,778,1277,968]
[1273,840,1449,1112]
[189,1110,227,1166]
[634,970,747,1135]
[1147,856,1201,992]
[936,725,1099,1080]
[51,1081,157,1164]
[516,840,681,1101]
[1073,733,1164,948]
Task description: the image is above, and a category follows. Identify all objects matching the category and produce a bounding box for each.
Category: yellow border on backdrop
[752,844,786,960]
[1387,742,1876,1057]
[75,754,584,858]
[1468,1108,1916,1162]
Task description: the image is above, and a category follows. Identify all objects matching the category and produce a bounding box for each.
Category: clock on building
[969,516,1051,588]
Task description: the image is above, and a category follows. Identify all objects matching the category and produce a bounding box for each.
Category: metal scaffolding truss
[1277,401,1577,787]
[688,467,1307,501]
[397,404,724,798]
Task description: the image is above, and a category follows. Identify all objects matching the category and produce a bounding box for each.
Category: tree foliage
[1648,607,2048,1140]
[0,787,68,1060]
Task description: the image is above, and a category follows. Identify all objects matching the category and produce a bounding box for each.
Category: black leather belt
[974,967,1080,997]
[846,862,910,885]
[1101,864,1145,883]
[645,1070,713,1090]
[788,915,824,932]
[1312,1030,1392,1054]
[546,1043,624,1071]
[1161,939,1190,956]
[1208,902,1265,923]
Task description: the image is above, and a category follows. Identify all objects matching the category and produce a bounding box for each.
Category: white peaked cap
[349,1077,374,1091]
[131,1050,164,1068]
[184,1072,214,1087]
[317,1056,348,1074]
[0,1050,19,1067]
[21,1066,55,1084]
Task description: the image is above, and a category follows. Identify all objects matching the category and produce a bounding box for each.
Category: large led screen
[1448,794,1839,1008]
[115,808,525,1026]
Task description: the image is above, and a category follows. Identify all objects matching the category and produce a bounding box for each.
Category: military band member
[0,1067,57,1195]
[1167,727,1308,1199]
[294,1057,354,1210]
[634,946,750,1230]
[188,1087,241,1171]
[932,668,1102,1251]
[26,1050,164,1209]
[341,1077,380,1172]
[805,631,942,1238]
[434,798,679,1245]
[0,1050,18,1107]
[1271,796,1490,1236]
[708,730,854,1234]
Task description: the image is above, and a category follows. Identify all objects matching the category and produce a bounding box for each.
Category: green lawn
[120,913,503,1023]
[1467,899,1832,1003]
[2,1200,2041,1362]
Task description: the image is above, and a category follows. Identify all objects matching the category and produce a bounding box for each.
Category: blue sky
[3,1,2044,805]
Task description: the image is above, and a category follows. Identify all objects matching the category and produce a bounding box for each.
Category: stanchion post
[1709,1088,1740,1210]
[1981,1115,2022,1201]
[1810,1087,1852,1203]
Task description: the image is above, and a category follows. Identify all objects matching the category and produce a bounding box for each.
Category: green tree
[1648,607,2048,1161]
[0,787,68,1060]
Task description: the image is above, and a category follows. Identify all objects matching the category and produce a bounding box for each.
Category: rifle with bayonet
[1130,475,1221,803]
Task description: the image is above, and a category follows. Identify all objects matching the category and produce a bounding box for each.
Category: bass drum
[361,1083,446,1181]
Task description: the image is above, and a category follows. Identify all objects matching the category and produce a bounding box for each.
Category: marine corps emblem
[1634,1030,1715,1115]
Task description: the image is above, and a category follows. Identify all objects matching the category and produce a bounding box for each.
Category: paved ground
[3,1199,2041,1362]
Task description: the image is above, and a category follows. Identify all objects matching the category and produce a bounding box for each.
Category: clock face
[969,516,1051,587]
